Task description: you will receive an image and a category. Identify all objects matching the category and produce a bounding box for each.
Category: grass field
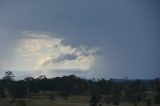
[0,95,159,106]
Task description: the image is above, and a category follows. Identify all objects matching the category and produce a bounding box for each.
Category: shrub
[105,96,112,105]
[90,95,98,106]
[49,93,55,101]
[9,98,16,104]
[154,94,160,104]
[112,96,120,106]
[60,91,69,100]
[16,100,27,106]
[146,99,151,106]
[99,104,102,106]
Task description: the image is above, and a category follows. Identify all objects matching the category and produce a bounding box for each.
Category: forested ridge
[0,71,160,106]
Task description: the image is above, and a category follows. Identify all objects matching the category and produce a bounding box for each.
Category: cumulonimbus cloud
[0,32,102,76]
[0,32,103,75]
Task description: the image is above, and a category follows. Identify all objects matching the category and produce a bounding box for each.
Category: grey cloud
[73,47,103,56]
[53,54,77,63]
[92,50,103,55]
[42,47,103,67]
[42,54,78,67]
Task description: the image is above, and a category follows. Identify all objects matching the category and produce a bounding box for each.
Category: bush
[0,84,6,98]
[91,90,101,102]
[154,94,160,104]
[132,102,137,106]
[49,93,55,101]
[112,96,120,106]
[146,99,151,106]
[9,98,16,104]
[99,104,102,106]
[105,96,111,105]
[60,91,69,100]
[16,100,27,106]
[90,95,98,106]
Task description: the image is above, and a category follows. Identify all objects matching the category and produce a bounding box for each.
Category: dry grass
[0,95,160,106]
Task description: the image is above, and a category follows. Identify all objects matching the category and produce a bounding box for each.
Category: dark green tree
[146,99,151,106]
[49,93,55,101]
[90,95,99,106]
[13,81,27,98]
[0,80,6,98]
[2,71,15,97]
[105,96,112,106]
[2,71,15,81]
[154,94,160,104]
[124,80,145,106]
[60,90,69,100]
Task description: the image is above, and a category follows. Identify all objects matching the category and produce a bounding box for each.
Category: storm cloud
[0,0,160,79]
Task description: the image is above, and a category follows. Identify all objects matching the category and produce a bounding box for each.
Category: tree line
[0,71,160,106]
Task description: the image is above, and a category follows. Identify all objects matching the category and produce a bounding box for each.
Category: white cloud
[0,32,102,77]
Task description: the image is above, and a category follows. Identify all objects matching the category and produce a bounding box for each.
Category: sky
[0,0,160,79]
